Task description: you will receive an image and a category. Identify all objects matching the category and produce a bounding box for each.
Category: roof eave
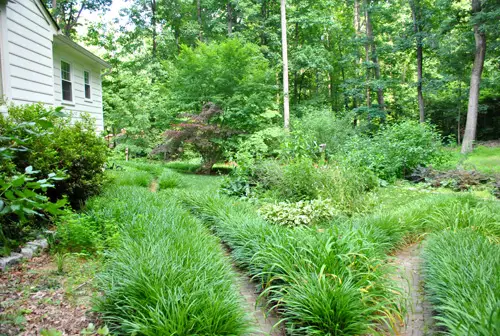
[53,35,111,69]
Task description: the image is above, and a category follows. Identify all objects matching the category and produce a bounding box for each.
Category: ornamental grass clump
[158,170,184,189]
[422,229,500,335]
[91,186,249,335]
[108,170,154,188]
[183,193,404,335]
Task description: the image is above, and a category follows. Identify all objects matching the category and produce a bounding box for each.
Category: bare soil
[0,254,100,336]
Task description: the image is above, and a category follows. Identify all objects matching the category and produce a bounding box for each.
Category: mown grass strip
[422,229,500,335]
[88,186,249,335]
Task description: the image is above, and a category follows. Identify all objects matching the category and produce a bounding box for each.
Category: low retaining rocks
[0,238,48,271]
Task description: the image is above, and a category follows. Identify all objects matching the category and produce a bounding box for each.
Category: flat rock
[27,239,48,250]
[0,253,23,271]
[21,247,34,259]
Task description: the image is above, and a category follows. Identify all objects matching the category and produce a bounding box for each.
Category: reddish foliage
[153,103,237,173]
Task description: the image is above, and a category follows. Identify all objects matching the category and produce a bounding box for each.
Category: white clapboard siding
[53,47,104,131]
[6,0,54,105]
[1,0,106,131]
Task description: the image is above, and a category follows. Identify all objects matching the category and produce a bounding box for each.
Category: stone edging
[0,238,49,271]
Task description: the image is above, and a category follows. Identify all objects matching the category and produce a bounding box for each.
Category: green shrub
[343,121,445,181]
[422,229,500,335]
[259,199,339,226]
[0,104,108,208]
[294,109,358,157]
[91,186,249,335]
[158,170,183,189]
[54,213,102,254]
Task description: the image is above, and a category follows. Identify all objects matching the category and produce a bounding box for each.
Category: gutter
[53,34,111,69]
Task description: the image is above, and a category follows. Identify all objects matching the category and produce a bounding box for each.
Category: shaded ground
[0,254,100,335]
[393,244,435,336]
[234,269,284,336]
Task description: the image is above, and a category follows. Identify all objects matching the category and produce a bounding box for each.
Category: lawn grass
[88,186,249,335]
[439,145,500,174]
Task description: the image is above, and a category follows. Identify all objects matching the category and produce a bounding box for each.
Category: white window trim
[83,69,92,102]
[60,59,75,105]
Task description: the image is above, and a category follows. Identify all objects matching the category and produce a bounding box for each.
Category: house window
[61,61,72,102]
[84,70,91,100]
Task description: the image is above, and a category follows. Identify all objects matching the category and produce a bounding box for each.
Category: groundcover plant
[88,185,249,335]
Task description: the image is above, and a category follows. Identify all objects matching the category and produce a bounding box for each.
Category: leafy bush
[259,199,338,226]
[293,109,358,157]
[1,104,108,208]
[54,213,103,254]
[158,170,183,189]
[91,186,249,335]
[422,229,500,335]
[343,121,445,181]
[156,38,278,172]
[1,109,68,249]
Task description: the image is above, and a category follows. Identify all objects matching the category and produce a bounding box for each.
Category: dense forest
[47,0,499,156]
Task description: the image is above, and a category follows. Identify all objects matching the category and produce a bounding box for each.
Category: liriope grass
[158,170,184,190]
[107,170,154,188]
[182,193,404,335]
[89,186,249,335]
[422,229,500,335]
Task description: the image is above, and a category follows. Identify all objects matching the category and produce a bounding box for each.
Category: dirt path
[234,270,285,336]
[222,248,284,336]
[393,243,435,336]
[149,179,158,192]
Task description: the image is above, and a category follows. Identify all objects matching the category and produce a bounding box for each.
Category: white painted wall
[5,0,55,105]
[53,45,104,131]
[0,0,106,132]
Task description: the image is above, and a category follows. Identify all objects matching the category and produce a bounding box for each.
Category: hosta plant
[259,198,338,226]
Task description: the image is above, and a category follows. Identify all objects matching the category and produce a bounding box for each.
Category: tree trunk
[363,0,371,108]
[457,81,462,145]
[353,0,362,115]
[151,0,157,59]
[410,0,425,122]
[365,3,384,109]
[52,0,57,8]
[197,0,203,41]
[461,0,486,154]
[227,2,233,36]
[280,0,290,130]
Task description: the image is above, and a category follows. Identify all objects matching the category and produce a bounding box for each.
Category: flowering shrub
[259,198,338,226]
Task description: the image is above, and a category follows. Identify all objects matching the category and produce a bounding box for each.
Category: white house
[0,0,110,131]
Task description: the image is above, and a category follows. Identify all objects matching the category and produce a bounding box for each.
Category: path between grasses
[393,243,435,336]
[148,180,282,335]
[224,248,284,336]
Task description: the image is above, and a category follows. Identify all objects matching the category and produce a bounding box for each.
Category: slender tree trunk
[280,0,290,130]
[461,0,486,154]
[151,0,157,59]
[227,2,233,36]
[410,0,425,122]
[52,0,57,8]
[457,81,462,145]
[197,0,203,41]
[365,3,384,109]
[363,0,371,108]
